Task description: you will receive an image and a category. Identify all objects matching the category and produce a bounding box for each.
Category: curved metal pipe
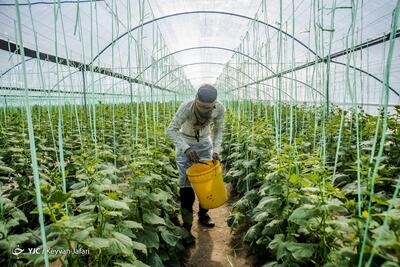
[154,61,324,99]
[90,10,319,65]
[0,58,34,79]
[153,62,255,85]
[132,46,276,80]
[330,60,399,96]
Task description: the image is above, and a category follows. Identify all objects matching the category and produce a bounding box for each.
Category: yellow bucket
[186,160,228,209]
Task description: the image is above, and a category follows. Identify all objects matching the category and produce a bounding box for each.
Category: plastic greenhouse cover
[0,0,399,110]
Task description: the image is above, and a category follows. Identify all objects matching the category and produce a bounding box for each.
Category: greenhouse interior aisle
[0,0,400,267]
[183,184,256,267]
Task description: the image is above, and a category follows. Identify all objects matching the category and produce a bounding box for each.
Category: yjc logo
[12,246,41,256]
[11,246,24,256]
[28,248,41,254]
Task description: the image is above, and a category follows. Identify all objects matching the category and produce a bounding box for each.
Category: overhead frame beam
[0,86,133,97]
[227,30,400,96]
[0,39,175,93]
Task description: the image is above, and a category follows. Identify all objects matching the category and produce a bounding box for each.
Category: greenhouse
[0,0,399,266]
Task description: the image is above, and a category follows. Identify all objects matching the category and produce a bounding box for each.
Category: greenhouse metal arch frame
[2,11,398,101]
[150,61,325,100]
[88,10,399,100]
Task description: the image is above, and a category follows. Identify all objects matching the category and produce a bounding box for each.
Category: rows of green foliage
[0,103,186,267]
[222,103,400,267]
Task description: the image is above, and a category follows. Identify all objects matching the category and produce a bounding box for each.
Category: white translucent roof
[148,0,261,88]
[0,0,399,109]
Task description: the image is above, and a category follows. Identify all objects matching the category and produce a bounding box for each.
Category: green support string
[73,102,82,147]
[53,1,67,210]
[90,0,98,158]
[28,0,61,166]
[15,1,49,266]
[358,1,400,265]
[111,0,117,169]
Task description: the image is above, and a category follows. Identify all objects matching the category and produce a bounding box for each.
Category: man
[166,84,225,245]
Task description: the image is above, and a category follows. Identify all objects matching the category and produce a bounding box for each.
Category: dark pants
[180,187,208,230]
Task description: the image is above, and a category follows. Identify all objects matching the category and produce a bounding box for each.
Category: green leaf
[288,204,317,225]
[226,212,246,231]
[11,208,28,223]
[381,261,400,267]
[132,241,147,255]
[101,198,129,210]
[0,165,16,174]
[289,174,299,185]
[253,211,269,222]
[159,226,179,246]
[321,199,348,213]
[72,227,93,242]
[0,232,32,250]
[255,196,281,212]
[148,190,171,203]
[123,220,143,230]
[0,221,8,237]
[285,242,316,260]
[48,190,71,204]
[59,213,95,229]
[143,212,166,225]
[372,225,397,247]
[6,218,20,229]
[115,261,150,267]
[131,176,152,185]
[112,232,133,248]
[261,262,279,267]
[268,234,286,260]
[108,237,133,256]
[227,152,243,160]
[262,219,283,236]
[136,227,159,249]
[244,224,262,244]
[83,237,110,249]
[242,159,257,169]
[234,197,251,211]
[70,181,86,190]
[147,251,164,267]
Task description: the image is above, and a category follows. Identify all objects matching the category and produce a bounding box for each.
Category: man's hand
[212,152,221,164]
[185,148,200,163]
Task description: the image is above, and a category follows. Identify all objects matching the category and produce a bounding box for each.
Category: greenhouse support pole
[81,69,89,129]
[325,63,330,115]
[3,96,6,127]
[130,82,133,104]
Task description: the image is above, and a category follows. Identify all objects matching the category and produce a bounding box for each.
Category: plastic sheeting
[0,0,399,111]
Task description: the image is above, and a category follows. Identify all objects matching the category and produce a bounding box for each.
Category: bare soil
[182,184,257,267]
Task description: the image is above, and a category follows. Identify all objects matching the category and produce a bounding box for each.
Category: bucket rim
[186,160,221,177]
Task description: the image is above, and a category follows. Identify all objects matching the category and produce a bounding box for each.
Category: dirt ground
[182,184,257,267]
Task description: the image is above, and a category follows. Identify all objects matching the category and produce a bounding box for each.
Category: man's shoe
[183,232,196,246]
[198,214,215,228]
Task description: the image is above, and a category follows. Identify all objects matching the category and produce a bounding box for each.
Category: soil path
[183,184,257,267]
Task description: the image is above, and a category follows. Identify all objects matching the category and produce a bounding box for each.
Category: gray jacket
[166,100,225,154]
